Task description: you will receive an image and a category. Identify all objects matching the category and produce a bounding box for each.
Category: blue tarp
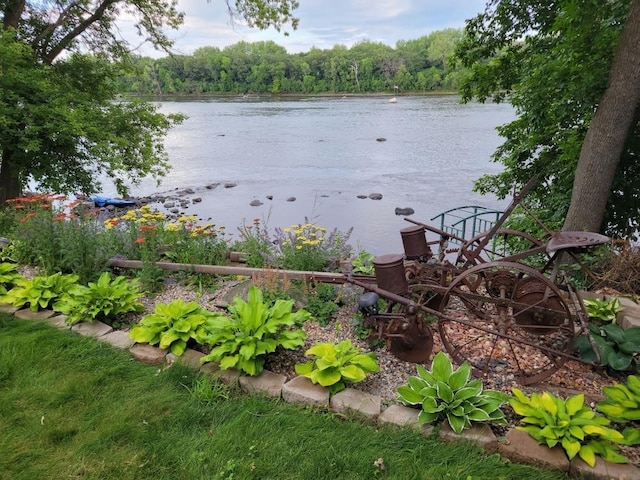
[90,196,136,208]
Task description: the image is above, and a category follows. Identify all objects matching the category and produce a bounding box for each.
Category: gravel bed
[141,279,623,404]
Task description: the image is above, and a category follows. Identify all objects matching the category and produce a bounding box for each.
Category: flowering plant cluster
[104,205,228,264]
[232,218,352,272]
[273,221,353,272]
[3,194,111,283]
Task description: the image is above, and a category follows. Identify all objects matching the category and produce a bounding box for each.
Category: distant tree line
[117,29,466,95]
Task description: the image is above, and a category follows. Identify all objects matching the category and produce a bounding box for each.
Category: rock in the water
[206,183,220,190]
[286,197,296,202]
[192,197,202,203]
[266,195,273,200]
[250,199,263,206]
[369,193,383,200]
[376,137,387,142]
[357,195,367,199]
[395,207,415,216]
[170,208,180,214]
[224,182,237,188]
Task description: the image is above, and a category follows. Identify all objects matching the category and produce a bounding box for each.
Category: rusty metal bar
[108,258,377,285]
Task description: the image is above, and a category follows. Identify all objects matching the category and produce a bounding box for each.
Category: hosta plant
[582,297,623,323]
[0,272,79,311]
[130,299,225,356]
[596,375,640,446]
[396,352,510,433]
[351,250,375,275]
[574,323,640,371]
[596,375,640,423]
[198,285,309,376]
[0,262,23,295]
[294,339,379,394]
[510,388,627,467]
[53,272,144,325]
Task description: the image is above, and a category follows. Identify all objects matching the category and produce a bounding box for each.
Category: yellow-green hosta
[295,339,379,395]
[582,297,623,323]
[1,272,78,312]
[510,388,627,467]
[597,375,640,423]
[596,375,640,446]
[53,272,144,325]
[130,299,225,356]
[199,286,308,376]
[0,262,23,295]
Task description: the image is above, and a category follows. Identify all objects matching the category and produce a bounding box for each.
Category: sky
[124,0,489,57]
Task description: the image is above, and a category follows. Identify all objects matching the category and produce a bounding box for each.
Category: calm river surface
[104,95,516,254]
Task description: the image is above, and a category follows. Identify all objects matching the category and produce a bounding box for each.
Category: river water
[103,95,516,255]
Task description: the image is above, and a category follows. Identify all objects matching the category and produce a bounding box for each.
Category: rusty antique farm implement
[111,178,611,385]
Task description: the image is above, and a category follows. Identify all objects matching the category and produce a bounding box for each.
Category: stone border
[7,308,640,480]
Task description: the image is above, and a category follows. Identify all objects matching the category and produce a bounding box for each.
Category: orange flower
[139,224,157,233]
[19,212,36,222]
[53,213,68,222]
[253,218,260,224]
[135,237,145,244]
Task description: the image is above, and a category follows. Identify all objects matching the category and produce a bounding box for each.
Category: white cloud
[123,0,488,57]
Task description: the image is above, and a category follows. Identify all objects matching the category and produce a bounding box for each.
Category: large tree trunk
[563,0,640,233]
[0,149,22,203]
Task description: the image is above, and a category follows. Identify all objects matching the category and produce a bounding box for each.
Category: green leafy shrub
[510,388,627,467]
[0,262,23,295]
[583,297,623,323]
[596,375,640,446]
[305,283,339,327]
[198,285,309,375]
[295,339,379,394]
[396,352,509,433]
[53,272,144,326]
[130,299,225,356]
[1,272,79,311]
[574,323,640,371]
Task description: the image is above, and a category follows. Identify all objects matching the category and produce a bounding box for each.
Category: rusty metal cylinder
[400,225,432,260]
[373,254,408,295]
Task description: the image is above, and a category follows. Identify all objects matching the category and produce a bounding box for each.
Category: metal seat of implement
[546,231,610,253]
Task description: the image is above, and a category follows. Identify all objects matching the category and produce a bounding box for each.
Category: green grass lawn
[0,314,570,480]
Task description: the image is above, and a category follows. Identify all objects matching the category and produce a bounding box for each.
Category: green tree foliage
[0,0,301,202]
[455,0,638,238]
[116,31,468,96]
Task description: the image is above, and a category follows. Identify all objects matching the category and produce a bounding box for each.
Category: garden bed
[125,276,640,468]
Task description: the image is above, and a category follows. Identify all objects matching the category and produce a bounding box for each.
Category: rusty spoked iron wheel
[436,262,575,385]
